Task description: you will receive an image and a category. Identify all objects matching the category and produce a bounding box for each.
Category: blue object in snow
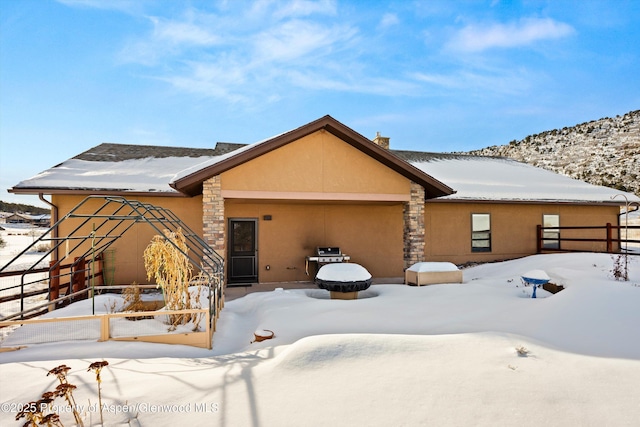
[521,275,550,299]
[521,276,550,286]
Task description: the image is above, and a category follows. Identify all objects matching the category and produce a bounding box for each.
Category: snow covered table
[314,263,372,300]
[405,262,463,286]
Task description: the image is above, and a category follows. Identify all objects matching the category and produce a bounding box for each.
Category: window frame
[542,214,560,250]
[471,213,492,253]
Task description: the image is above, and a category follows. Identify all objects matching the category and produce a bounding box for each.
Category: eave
[425,198,630,206]
[8,188,188,198]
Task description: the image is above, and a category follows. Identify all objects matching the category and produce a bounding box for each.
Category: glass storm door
[228,219,258,284]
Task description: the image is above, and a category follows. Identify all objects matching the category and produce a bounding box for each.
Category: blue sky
[1,0,639,207]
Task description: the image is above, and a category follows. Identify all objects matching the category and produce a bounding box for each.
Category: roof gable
[170,115,455,198]
[219,128,414,197]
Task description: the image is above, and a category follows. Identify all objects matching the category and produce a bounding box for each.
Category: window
[542,214,560,249]
[471,213,491,252]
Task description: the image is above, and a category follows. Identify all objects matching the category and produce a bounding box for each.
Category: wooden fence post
[606,223,613,253]
[49,261,60,301]
[99,316,110,342]
[536,225,542,253]
[96,252,105,287]
[49,261,60,312]
[72,257,86,294]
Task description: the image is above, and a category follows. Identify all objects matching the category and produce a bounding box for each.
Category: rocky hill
[464,110,640,197]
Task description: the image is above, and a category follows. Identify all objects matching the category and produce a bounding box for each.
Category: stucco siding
[225,200,404,281]
[52,194,204,286]
[221,130,410,197]
[424,202,621,264]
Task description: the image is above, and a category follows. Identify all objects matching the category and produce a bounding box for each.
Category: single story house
[9,115,638,285]
[3,212,51,227]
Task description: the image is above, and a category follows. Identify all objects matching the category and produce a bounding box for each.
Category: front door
[228,219,258,284]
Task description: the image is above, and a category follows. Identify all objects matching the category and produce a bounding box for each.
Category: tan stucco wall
[49,194,622,285]
[217,128,411,281]
[51,194,203,285]
[424,201,621,264]
[221,129,410,197]
[225,200,404,281]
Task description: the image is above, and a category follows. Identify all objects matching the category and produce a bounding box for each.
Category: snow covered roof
[10,125,639,204]
[10,143,229,195]
[394,151,638,203]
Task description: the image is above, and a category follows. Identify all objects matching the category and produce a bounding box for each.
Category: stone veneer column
[403,181,426,270]
[202,176,225,259]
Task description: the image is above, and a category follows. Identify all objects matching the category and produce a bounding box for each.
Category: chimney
[373,131,390,149]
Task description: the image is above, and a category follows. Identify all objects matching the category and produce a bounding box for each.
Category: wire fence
[0,307,212,350]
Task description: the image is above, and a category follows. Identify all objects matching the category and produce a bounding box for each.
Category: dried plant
[47,365,71,382]
[143,228,203,329]
[515,346,530,357]
[188,273,207,331]
[17,361,114,426]
[88,361,109,425]
[611,254,629,281]
[123,282,145,312]
[104,298,118,314]
[40,413,63,426]
[15,401,44,426]
[47,365,83,426]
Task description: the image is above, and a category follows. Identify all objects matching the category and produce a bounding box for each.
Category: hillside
[0,201,49,215]
[465,110,640,197]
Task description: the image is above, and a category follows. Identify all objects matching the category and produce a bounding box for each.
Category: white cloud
[448,17,575,52]
[411,68,532,96]
[161,60,250,104]
[253,20,356,63]
[120,2,540,104]
[247,0,337,21]
[119,13,225,65]
[56,0,140,13]
[273,0,337,19]
[120,6,366,104]
[149,17,221,46]
[378,13,399,30]
[288,70,420,97]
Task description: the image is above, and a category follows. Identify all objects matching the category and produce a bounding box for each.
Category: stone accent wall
[202,176,225,258]
[403,181,425,269]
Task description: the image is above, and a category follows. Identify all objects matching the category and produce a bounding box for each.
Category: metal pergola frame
[0,195,224,323]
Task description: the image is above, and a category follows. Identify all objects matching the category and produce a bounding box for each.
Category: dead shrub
[143,228,204,330]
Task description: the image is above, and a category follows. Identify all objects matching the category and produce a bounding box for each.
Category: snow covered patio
[1,252,639,426]
[224,276,404,301]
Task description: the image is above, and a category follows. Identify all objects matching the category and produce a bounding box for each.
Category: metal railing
[1,196,225,330]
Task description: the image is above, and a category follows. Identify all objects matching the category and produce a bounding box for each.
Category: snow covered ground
[1,230,639,426]
[0,224,50,320]
[0,223,49,270]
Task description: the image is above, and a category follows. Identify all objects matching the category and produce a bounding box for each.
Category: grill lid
[317,247,341,256]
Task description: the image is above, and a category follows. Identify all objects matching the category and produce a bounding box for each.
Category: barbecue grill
[305,247,351,275]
